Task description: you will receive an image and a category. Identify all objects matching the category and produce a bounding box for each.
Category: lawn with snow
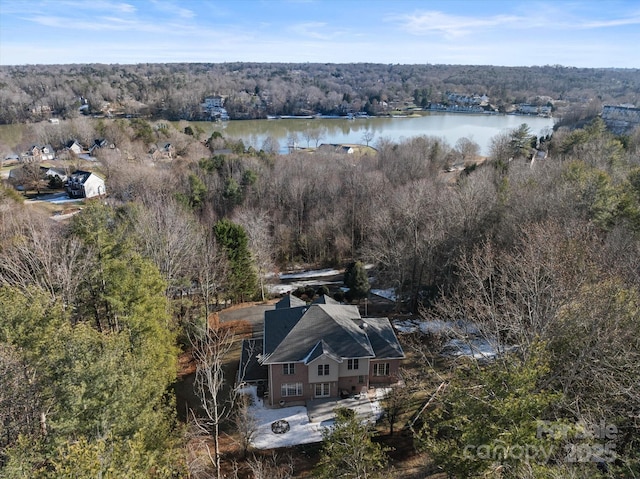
[394,318,508,360]
[242,386,388,450]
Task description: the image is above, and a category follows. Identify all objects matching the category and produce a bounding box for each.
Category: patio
[306,392,377,424]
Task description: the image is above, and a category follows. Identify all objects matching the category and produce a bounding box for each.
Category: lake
[193,113,555,156]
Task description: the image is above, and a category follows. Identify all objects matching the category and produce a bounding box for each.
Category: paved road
[218,302,276,337]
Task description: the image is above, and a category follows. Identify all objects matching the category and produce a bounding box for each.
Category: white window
[347,359,359,370]
[282,363,295,375]
[315,383,330,397]
[281,382,303,397]
[317,364,329,376]
[373,362,390,376]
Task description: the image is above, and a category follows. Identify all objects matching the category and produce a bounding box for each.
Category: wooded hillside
[1,63,639,123]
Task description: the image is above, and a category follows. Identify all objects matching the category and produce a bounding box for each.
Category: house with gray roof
[241,295,404,406]
[65,170,105,199]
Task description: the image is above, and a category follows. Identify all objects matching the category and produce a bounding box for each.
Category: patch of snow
[393,318,509,360]
[370,288,396,301]
[279,268,342,280]
[443,338,501,360]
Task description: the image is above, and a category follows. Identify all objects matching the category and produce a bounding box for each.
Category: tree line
[1,63,639,123]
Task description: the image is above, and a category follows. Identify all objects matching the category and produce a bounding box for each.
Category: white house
[65,170,106,199]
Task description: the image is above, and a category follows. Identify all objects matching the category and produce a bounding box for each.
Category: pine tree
[315,408,388,479]
[344,261,370,300]
[214,219,258,303]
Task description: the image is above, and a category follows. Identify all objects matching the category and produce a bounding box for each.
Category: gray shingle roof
[275,294,307,309]
[304,339,342,364]
[312,295,340,305]
[262,303,374,364]
[358,318,405,359]
[263,305,308,356]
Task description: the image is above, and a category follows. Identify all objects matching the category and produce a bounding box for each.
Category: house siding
[269,363,310,406]
[307,356,340,383]
[369,358,401,386]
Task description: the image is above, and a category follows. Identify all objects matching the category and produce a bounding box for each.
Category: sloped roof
[262,303,374,364]
[263,305,308,356]
[312,295,340,305]
[303,339,342,364]
[275,294,307,309]
[357,318,405,359]
[68,170,93,184]
[238,338,268,383]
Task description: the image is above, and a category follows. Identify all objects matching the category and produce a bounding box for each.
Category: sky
[0,0,639,67]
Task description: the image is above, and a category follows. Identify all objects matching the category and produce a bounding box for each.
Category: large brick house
[240,295,404,407]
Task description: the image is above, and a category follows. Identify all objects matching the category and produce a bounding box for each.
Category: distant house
[43,167,68,185]
[88,138,112,154]
[317,143,355,154]
[239,295,405,407]
[65,139,84,155]
[201,96,230,121]
[20,144,55,163]
[65,170,105,199]
[150,143,175,160]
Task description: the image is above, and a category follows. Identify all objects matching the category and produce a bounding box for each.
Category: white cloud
[388,10,525,37]
[149,0,195,20]
[289,22,332,40]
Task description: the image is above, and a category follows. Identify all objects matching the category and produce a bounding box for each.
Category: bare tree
[309,127,324,148]
[132,197,203,293]
[246,452,295,479]
[0,208,87,307]
[196,231,228,323]
[0,343,46,450]
[190,320,236,479]
[361,129,374,147]
[232,392,258,458]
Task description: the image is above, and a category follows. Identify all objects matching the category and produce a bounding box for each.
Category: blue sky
[1,0,639,67]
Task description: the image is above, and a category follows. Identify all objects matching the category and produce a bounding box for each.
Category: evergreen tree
[315,408,388,479]
[418,345,563,478]
[214,219,258,303]
[0,203,183,477]
[344,261,370,300]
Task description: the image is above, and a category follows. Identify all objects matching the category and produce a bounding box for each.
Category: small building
[65,170,106,199]
[317,143,355,154]
[65,139,84,155]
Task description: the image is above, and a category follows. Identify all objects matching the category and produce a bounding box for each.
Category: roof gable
[303,340,342,364]
[358,317,405,359]
[263,303,374,364]
[275,294,307,309]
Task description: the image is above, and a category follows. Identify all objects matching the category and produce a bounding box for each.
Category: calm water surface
[194,113,555,155]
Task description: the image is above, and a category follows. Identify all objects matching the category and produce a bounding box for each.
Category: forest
[1,63,640,478]
[1,62,640,123]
